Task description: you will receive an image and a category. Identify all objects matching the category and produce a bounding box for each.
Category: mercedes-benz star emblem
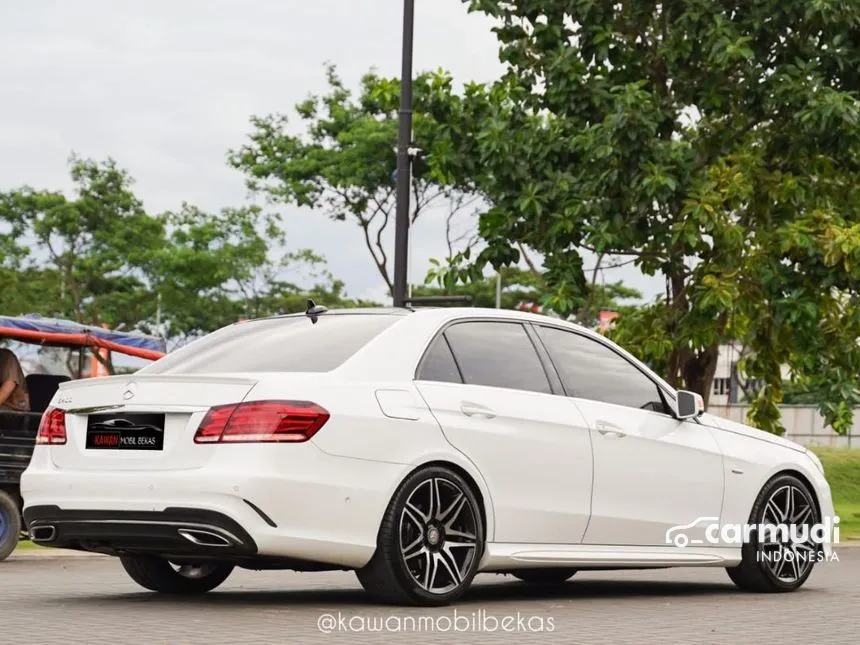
[426,527,440,546]
[122,382,136,401]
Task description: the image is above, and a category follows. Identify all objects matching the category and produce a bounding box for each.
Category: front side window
[442,321,552,394]
[536,325,666,412]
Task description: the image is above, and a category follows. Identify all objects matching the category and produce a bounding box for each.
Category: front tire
[512,568,577,585]
[120,555,234,594]
[726,474,820,593]
[357,466,484,606]
[0,490,21,562]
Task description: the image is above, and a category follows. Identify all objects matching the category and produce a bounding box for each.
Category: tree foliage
[0,155,163,327]
[0,155,374,348]
[422,257,640,326]
[429,0,860,434]
[228,65,481,295]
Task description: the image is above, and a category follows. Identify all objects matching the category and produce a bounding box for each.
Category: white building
[709,343,792,406]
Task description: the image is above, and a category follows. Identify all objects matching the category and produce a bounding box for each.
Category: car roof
[406,305,594,332]
[258,305,594,334]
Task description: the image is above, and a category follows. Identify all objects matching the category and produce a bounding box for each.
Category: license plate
[85,413,165,451]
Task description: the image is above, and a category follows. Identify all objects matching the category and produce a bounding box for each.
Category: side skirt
[479,543,742,571]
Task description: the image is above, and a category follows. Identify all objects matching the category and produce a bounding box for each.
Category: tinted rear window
[443,321,552,394]
[140,314,401,374]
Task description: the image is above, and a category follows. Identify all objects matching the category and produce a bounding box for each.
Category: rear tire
[512,568,577,585]
[120,555,234,594]
[726,474,820,593]
[357,465,484,606]
[0,490,21,562]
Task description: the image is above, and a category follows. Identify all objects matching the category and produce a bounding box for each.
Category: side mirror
[675,390,705,420]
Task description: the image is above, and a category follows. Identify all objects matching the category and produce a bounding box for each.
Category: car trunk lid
[50,374,258,471]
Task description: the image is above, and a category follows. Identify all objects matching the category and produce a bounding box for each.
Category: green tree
[148,202,376,343]
[0,154,164,327]
[430,0,860,434]
[0,266,64,320]
[228,64,481,296]
[421,257,641,326]
[0,155,376,352]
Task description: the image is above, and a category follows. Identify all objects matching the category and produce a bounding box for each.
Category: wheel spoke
[801,531,819,550]
[439,491,466,525]
[791,503,812,526]
[404,502,427,528]
[772,548,790,579]
[424,550,438,590]
[765,498,784,525]
[446,527,477,541]
[437,548,462,585]
[795,544,815,577]
[787,549,801,581]
[428,478,442,520]
[402,535,425,560]
[782,487,793,524]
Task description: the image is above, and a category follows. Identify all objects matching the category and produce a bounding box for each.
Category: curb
[9,548,108,559]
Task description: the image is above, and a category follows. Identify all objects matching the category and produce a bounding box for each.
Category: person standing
[0,348,30,411]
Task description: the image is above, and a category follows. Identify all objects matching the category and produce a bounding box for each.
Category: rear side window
[416,336,463,383]
[140,314,401,374]
[442,321,552,394]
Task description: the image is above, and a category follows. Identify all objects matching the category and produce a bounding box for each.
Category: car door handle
[460,402,496,418]
[596,420,626,437]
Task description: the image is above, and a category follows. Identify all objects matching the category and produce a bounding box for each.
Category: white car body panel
[415,380,593,545]
[700,414,835,557]
[21,306,836,576]
[571,398,724,546]
[23,441,402,567]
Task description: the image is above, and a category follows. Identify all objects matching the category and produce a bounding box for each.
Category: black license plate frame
[85,412,166,451]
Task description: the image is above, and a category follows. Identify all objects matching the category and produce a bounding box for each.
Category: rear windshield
[139,314,402,374]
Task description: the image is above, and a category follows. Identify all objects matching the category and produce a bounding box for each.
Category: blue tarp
[0,314,166,353]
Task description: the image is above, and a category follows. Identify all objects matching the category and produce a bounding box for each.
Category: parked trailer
[0,314,165,560]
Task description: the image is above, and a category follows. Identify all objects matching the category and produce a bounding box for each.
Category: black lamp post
[392,0,415,308]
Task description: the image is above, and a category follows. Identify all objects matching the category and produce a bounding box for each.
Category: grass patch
[810,447,860,540]
[832,503,860,541]
[13,538,42,551]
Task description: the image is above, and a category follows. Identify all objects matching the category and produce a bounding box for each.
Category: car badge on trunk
[122,382,136,401]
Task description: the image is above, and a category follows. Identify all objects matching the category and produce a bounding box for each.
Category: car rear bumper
[21,443,411,569]
[24,505,259,558]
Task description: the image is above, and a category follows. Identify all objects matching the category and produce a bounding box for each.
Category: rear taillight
[36,407,67,445]
[194,400,330,444]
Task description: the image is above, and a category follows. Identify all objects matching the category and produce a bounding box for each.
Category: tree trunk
[662,264,723,407]
[680,344,721,408]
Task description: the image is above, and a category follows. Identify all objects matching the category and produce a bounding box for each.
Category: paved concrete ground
[2,548,858,644]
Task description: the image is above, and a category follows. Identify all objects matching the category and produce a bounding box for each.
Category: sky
[0,0,664,306]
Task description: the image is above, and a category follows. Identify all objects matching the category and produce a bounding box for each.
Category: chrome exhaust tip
[30,525,57,542]
[177,528,232,547]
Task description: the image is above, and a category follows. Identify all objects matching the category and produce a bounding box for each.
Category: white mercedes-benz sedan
[21,305,835,606]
